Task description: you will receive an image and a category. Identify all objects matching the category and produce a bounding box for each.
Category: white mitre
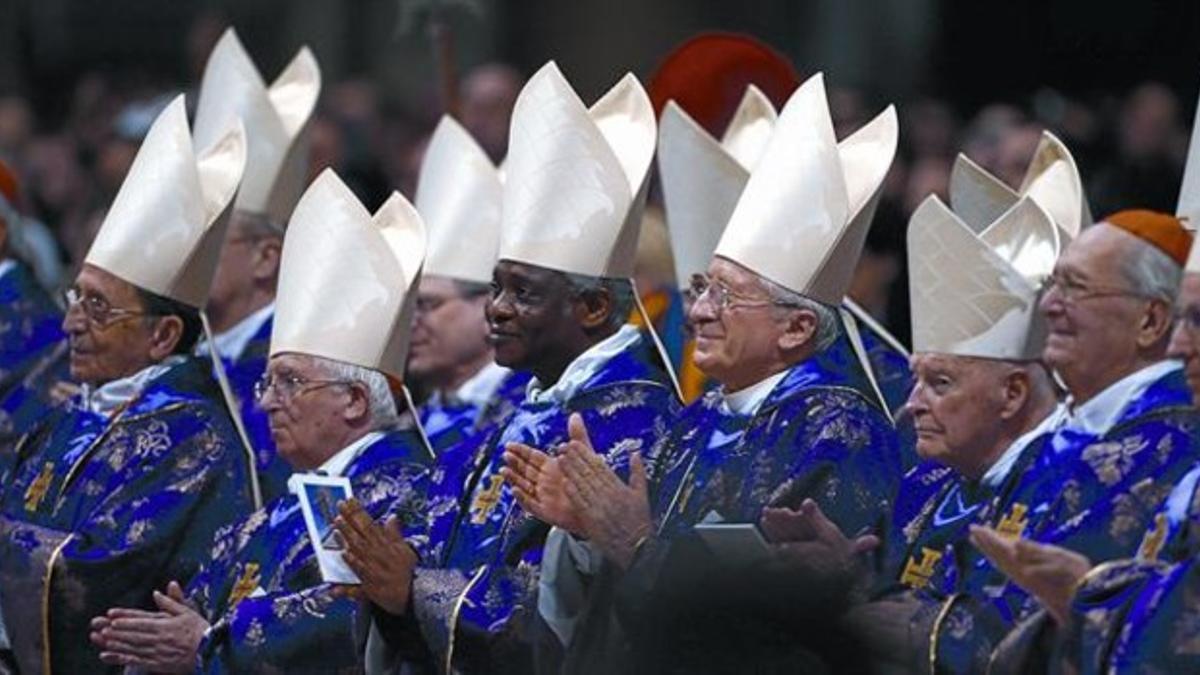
[713,73,899,306]
[657,85,775,290]
[908,195,1059,360]
[498,61,655,278]
[415,115,502,285]
[271,169,425,382]
[84,94,246,308]
[950,130,1091,241]
[193,27,321,227]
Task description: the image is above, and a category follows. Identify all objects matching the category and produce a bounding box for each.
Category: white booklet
[290,473,360,585]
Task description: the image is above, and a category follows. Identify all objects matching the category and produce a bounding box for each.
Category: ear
[342,382,372,426]
[1137,299,1174,350]
[777,308,819,353]
[997,368,1031,421]
[251,235,283,283]
[146,315,185,361]
[575,286,616,332]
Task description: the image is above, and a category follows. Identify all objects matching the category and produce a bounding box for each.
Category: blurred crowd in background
[0,3,1196,346]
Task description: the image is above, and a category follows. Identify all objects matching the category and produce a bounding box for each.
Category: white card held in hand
[290,473,359,585]
[693,522,773,567]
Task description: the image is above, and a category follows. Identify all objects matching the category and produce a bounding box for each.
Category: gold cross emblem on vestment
[23,462,55,513]
[470,475,505,524]
[900,547,943,589]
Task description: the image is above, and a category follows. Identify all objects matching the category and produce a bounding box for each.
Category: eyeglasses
[685,274,800,314]
[1175,305,1200,338]
[1040,273,1153,305]
[254,373,355,404]
[63,287,156,328]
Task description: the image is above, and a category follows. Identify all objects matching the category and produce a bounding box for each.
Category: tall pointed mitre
[950,130,1091,240]
[415,115,502,285]
[908,195,1059,360]
[84,95,246,308]
[713,73,899,305]
[658,85,775,289]
[193,28,321,227]
[271,169,426,381]
[499,61,655,278]
[1177,82,1200,230]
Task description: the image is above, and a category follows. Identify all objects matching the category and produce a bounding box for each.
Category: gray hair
[757,275,841,352]
[1117,235,1182,303]
[563,272,635,332]
[307,355,399,430]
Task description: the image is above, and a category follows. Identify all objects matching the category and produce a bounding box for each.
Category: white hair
[1118,236,1182,303]
[306,355,399,430]
[757,275,841,352]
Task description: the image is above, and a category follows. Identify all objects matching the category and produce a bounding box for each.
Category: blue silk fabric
[922,367,1200,672]
[853,316,914,421]
[192,429,431,673]
[1041,443,1200,674]
[419,370,532,569]
[551,333,904,675]
[419,369,533,456]
[404,332,679,674]
[0,356,255,674]
[0,261,69,449]
[651,333,904,538]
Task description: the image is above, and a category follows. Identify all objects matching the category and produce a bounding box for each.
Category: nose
[904,381,928,417]
[1039,283,1064,318]
[487,290,516,323]
[688,291,718,324]
[62,302,89,335]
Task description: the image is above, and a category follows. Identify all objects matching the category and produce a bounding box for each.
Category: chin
[492,344,529,370]
[913,441,947,464]
[68,360,98,385]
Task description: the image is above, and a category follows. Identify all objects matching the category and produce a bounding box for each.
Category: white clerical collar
[721,369,788,416]
[1061,360,1183,437]
[315,430,384,478]
[454,361,511,410]
[981,405,1067,488]
[527,325,641,404]
[195,302,275,362]
[79,355,188,417]
[0,259,15,282]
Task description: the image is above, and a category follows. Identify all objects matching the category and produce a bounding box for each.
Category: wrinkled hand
[970,525,1092,625]
[335,500,417,616]
[89,580,208,672]
[501,441,584,534]
[559,414,653,569]
[759,499,879,585]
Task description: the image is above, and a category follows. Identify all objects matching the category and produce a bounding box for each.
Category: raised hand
[559,413,653,569]
[335,500,418,616]
[969,524,1092,625]
[759,499,879,584]
[501,440,584,534]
